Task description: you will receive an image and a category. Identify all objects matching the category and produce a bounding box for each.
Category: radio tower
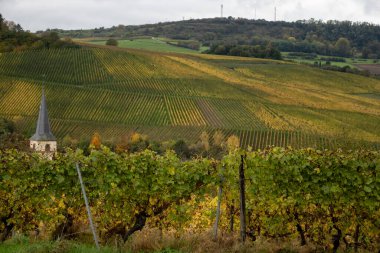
[221,4,224,18]
[274,6,277,21]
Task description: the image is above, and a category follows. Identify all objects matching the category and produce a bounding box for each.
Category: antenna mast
[274,6,277,21]
[221,4,224,18]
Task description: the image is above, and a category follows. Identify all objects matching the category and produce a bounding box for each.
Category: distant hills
[51,18,380,58]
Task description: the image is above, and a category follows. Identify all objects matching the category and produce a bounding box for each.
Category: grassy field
[1,231,377,253]
[0,45,380,146]
[0,240,112,253]
[1,233,368,253]
[86,38,202,54]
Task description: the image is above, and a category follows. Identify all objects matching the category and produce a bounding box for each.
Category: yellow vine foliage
[227,135,240,151]
[213,130,224,147]
[90,132,101,149]
[130,132,142,144]
[200,131,210,151]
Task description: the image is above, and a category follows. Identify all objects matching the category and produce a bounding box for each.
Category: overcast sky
[1,0,379,32]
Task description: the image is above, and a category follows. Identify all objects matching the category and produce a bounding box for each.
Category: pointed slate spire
[30,88,56,141]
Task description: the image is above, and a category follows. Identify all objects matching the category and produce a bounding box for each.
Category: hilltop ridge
[51,18,380,59]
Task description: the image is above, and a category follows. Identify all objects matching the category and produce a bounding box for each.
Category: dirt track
[355,64,380,75]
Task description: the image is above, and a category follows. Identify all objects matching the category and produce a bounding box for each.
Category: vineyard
[1,147,380,252]
[1,47,380,147]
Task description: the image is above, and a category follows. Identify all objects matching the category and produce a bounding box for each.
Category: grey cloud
[236,0,273,9]
[363,0,380,14]
[236,0,293,9]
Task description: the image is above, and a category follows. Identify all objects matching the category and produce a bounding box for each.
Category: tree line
[52,17,380,58]
[205,43,282,60]
[0,14,79,53]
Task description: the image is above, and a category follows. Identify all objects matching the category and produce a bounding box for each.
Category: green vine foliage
[222,147,380,249]
[1,147,379,250]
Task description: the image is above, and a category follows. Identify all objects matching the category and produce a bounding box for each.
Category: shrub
[106,39,118,46]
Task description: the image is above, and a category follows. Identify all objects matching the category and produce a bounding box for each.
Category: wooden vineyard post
[213,166,225,241]
[230,199,235,232]
[239,154,246,243]
[76,163,100,250]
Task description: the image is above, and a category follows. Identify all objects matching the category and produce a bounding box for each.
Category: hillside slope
[0,46,380,147]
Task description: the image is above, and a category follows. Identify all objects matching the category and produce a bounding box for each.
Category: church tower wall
[30,140,57,153]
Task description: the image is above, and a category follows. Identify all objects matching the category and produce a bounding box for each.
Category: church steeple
[30,88,56,141]
[30,88,57,158]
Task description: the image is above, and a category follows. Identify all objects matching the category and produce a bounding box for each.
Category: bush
[0,117,14,136]
[207,43,282,60]
[320,57,346,62]
[106,39,118,46]
[288,52,317,59]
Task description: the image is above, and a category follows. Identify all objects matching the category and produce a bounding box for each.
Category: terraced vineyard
[1,46,380,148]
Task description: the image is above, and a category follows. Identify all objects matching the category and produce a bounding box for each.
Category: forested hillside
[53,18,380,58]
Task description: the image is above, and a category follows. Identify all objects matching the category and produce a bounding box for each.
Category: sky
[1,0,380,32]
